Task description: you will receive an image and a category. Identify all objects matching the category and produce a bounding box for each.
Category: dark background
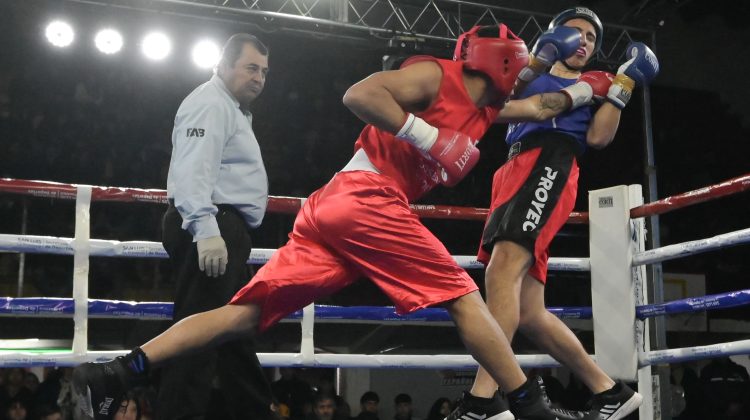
[0,0,748,354]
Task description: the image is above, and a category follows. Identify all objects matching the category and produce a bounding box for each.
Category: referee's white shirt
[167,74,268,241]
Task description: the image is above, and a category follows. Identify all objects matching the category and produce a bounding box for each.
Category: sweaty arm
[494,92,572,124]
[342,61,442,133]
[171,101,229,240]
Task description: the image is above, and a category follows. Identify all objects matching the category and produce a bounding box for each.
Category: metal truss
[67,0,655,64]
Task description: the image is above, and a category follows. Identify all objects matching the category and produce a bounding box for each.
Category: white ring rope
[0,234,591,272]
[633,227,750,266]
[0,350,562,369]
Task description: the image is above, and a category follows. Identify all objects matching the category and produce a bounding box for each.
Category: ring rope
[5,337,749,369]
[3,289,750,321]
[0,233,591,271]
[2,174,748,223]
[0,178,585,223]
[0,349,561,369]
[632,227,750,266]
[630,173,750,218]
[0,298,593,321]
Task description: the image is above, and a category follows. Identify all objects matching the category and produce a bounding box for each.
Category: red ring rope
[1,173,748,222]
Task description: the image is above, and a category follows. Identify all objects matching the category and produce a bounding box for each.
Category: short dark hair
[394,393,412,404]
[360,391,380,404]
[314,392,336,405]
[219,33,268,68]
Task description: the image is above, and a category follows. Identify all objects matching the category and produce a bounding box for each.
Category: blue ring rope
[2,289,749,320]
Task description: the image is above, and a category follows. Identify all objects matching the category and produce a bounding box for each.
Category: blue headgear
[549,7,603,53]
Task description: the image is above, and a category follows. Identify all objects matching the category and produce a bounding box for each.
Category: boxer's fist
[607,42,659,109]
[561,71,614,109]
[518,26,581,82]
[581,71,615,103]
[429,129,480,186]
[619,42,659,86]
[395,114,479,186]
[533,25,582,66]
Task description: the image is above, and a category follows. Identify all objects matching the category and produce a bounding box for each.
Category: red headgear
[453,24,529,97]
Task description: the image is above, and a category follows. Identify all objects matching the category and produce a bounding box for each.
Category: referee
[160,33,274,419]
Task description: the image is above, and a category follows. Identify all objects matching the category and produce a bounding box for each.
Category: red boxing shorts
[477,132,580,283]
[231,170,478,332]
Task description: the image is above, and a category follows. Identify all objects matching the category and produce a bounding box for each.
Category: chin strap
[560,58,583,73]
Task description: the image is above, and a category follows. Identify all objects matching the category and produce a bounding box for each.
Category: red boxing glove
[395,114,480,186]
[428,128,480,186]
[561,70,615,109]
[579,71,615,103]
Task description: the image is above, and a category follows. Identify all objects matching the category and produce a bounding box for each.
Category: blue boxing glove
[518,26,581,82]
[607,42,660,109]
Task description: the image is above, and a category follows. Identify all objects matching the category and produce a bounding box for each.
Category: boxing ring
[0,174,749,419]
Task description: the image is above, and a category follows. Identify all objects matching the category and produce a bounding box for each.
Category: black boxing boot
[72,347,150,420]
[445,390,514,420]
[582,381,642,419]
[508,376,584,420]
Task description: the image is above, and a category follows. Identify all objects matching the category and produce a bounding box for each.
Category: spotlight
[45,20,74,48]
[141,32,171,60]
[95,28,123,55]
[192,40,220,69]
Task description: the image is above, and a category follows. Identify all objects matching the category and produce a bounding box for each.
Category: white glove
[196,235,228,277]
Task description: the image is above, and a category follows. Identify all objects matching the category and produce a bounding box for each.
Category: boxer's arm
[494,92,572,123]
[587,102,621,149]
[343,60,442,133]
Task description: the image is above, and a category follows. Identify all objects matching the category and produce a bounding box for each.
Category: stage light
[95,28,123,55]
[191,40,220,69]
[45,20,74,48]
[141,32,171,60]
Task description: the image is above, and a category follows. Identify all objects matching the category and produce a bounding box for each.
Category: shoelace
[551,406,585,418]
[445,398,468,420]
[537,379,553,405]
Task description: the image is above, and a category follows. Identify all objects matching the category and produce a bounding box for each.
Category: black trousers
[158,204,274,420]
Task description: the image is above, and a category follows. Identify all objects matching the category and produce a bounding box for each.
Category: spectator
[671,362,701,420]
[333,395,352,420]
[271,368,315,420]
[113,391,140,420]
[54,368,76,420]
[1,369,33,409]
[22,372,39,396]
[393,394,419,420]
[35,404,62,420]
[425,397,452,420]
[356,391,379,420]
[700,357,750,419]
[308,393,336,420]
[4,398,29,420]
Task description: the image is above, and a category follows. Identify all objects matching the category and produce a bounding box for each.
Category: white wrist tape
[395,113,439,154]
[561,82,593,110]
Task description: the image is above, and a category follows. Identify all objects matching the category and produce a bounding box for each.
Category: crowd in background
[2,359,750,420]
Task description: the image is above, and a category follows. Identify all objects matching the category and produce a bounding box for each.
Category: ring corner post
[588,185,638,381]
